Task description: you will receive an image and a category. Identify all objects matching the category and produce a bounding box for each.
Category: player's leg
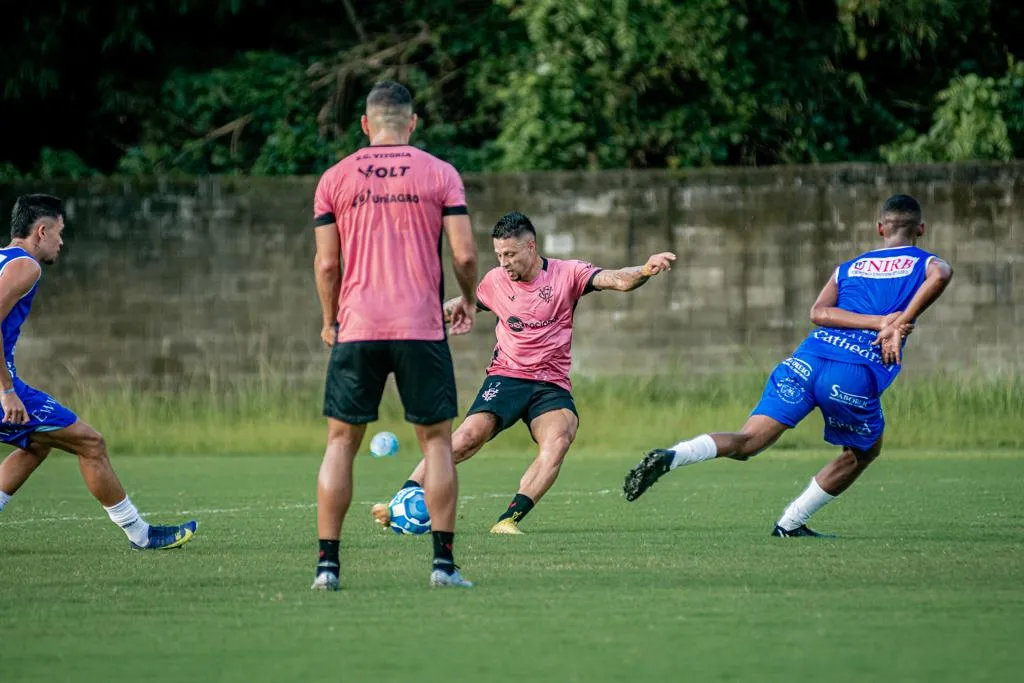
[773,438,883,537]
[773,359,884,537]
[0,442,51,511]
[316,417,367,557]
[492,406,578,535]
[624,356,816,501]
[371,411,497,529]
[314,341,386,590]
[390,340,471,588]
[30,420,197,549]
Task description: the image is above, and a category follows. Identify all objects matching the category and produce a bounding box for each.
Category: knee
[851,446,881,467]
[453,427,488,462]
[27,444,52,464]
[78,431,107,460]
[540,432,574,465]
[732,432,759,461]
[327,422,364,449]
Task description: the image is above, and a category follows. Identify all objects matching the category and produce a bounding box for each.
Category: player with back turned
[623,195,953,537]
[311,80,478,590]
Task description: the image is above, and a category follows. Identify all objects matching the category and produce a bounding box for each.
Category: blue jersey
[0,246,41,378]
[794,245,938,392]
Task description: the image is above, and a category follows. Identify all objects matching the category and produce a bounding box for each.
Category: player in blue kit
[0,194,197,549]
[622,195,954,536]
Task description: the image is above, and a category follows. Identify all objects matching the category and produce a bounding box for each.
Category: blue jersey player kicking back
[623,195,954,536]
[0,194,197,549]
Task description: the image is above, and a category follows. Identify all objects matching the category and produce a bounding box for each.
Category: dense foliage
[2,0,1021,177]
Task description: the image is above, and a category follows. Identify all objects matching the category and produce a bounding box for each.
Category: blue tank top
[794,245,937,392]
[0,247,41,378]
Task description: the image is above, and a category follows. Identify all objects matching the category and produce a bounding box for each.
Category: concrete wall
[2,162,1021,394]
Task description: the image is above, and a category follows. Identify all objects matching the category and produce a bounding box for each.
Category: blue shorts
[752,354,883,451]
[0,379,78,449]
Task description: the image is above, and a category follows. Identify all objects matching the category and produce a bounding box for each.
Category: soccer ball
[369,431,399,457]
[387,486,431,535]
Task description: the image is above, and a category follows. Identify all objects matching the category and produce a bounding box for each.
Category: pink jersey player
[313,144,467,342]
[312,81,479,592]
[375,211,676,536]
[475,257,602,391]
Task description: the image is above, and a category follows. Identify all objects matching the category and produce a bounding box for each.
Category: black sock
[497,493,535,524]
[431,531,455,572]
[317,539,340,575]
[402,479,421,490]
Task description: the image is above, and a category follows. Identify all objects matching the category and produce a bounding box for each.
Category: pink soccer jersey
[476,258,603,391]
[313,144,467,342]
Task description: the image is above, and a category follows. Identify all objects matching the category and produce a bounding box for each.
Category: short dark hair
[366,80,413,111]
[11,193,64,239]
[491,211,536,240]
[879,194,922,234]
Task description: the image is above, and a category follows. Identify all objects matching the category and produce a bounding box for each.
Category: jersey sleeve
[570,260,603,299]
[440,164,468,217]
[313,173,336,226]
[475,270,496,311]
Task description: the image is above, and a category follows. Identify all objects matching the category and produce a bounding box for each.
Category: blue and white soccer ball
[369,431,399,457]
[387,486,432,535]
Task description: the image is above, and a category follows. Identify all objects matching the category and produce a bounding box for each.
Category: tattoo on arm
[592,266,650,292]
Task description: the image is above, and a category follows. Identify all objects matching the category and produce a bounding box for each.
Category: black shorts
[324,340,458,425]
[466,375,577,440]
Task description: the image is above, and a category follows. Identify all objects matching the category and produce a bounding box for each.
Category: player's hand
[1,391,28,425]
[449,297,476,336]
[642,252,677,277]
[879,312,914,336]
[321,323,337,347]
[872,324,905,365]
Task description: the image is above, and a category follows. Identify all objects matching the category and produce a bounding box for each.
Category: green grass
[2,447,1022,682]
[53,372,1024,455]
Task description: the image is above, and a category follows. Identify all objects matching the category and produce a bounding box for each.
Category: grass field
[2,445,1022,683]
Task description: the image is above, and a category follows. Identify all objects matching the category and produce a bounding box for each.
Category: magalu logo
[848,256,919,279]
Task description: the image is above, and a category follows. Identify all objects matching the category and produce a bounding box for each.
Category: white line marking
[0,489,617,526]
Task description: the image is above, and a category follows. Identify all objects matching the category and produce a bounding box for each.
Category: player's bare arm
[313,223,342,347]
[0,258,42,423]
[873,258,953,364]
[809,276,906,332]
[442,214,478,335]
[591,252,677,292]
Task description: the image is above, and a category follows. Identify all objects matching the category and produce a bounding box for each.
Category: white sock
[776,477,836,531]
[668,434,718,470]
[0,490,11,512]
[104,497,151,546]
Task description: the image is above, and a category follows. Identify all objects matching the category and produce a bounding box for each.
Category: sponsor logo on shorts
[828,384,870,408]
[782,357,812,380]
[811,329,883,364]
[481,382,501,402]
[505,316,556,333]
[826,416,872,436]
[848,255,919,279]
[776,378,805,404]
